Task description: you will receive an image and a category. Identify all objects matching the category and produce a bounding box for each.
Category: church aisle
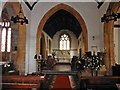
[41,63,80,89]
[52,75,72,90]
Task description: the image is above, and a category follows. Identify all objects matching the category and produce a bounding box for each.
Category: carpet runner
[52,75,72,90]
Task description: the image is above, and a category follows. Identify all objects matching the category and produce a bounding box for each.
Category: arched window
[0,21,11,52]
[59,33,70,50]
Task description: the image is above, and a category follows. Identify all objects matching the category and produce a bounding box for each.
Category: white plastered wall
[1,2,109,74]
[25,2,109,74]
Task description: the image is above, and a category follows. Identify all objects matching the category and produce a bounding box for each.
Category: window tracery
[59,33,70,50]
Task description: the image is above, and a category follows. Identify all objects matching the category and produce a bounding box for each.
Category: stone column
[104,21,115,74]
[109,22,115,67]
[0,27,2,61]
[16,24,26,75]
[104,22,111,73]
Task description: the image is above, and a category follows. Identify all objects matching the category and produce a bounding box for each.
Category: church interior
[0,1,120,90]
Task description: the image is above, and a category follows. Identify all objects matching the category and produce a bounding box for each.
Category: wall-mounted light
[11,3,28,25]
[101,9,120,23]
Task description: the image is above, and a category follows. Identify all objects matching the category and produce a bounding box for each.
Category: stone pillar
[16,24,26,75]
[104,21,115,74]
[0,0,2,62]
[104,2,120,75]
[0,27,2,61]
[36,36,40,55]
[109,22,115,67]
[43,40,46,59]
[118,27,120,64]
[104,23,111,73]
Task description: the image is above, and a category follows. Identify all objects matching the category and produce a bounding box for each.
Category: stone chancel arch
[36,3,88,55]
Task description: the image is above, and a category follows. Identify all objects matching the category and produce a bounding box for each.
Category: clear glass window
[7,28,11,52]
[1,28,6,52]
[1,21,11,52]
[59,34,70,50]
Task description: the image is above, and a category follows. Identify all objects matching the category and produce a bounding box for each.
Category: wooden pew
[1,75,45,90]
[78,75,120,90]
[2,83,40,90]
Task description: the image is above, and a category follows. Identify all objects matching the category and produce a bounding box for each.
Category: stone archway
[36,3,88,56]
[104,2,120,72]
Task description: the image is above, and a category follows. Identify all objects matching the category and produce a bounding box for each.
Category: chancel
[0,1,120,90]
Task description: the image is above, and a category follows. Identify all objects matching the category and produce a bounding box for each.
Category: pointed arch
[36,3,88,55]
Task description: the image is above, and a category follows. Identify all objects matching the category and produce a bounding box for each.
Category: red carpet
[53,75,72,90]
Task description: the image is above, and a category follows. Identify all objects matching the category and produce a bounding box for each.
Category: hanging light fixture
[101,9,120,23]
[11,2,28,25]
